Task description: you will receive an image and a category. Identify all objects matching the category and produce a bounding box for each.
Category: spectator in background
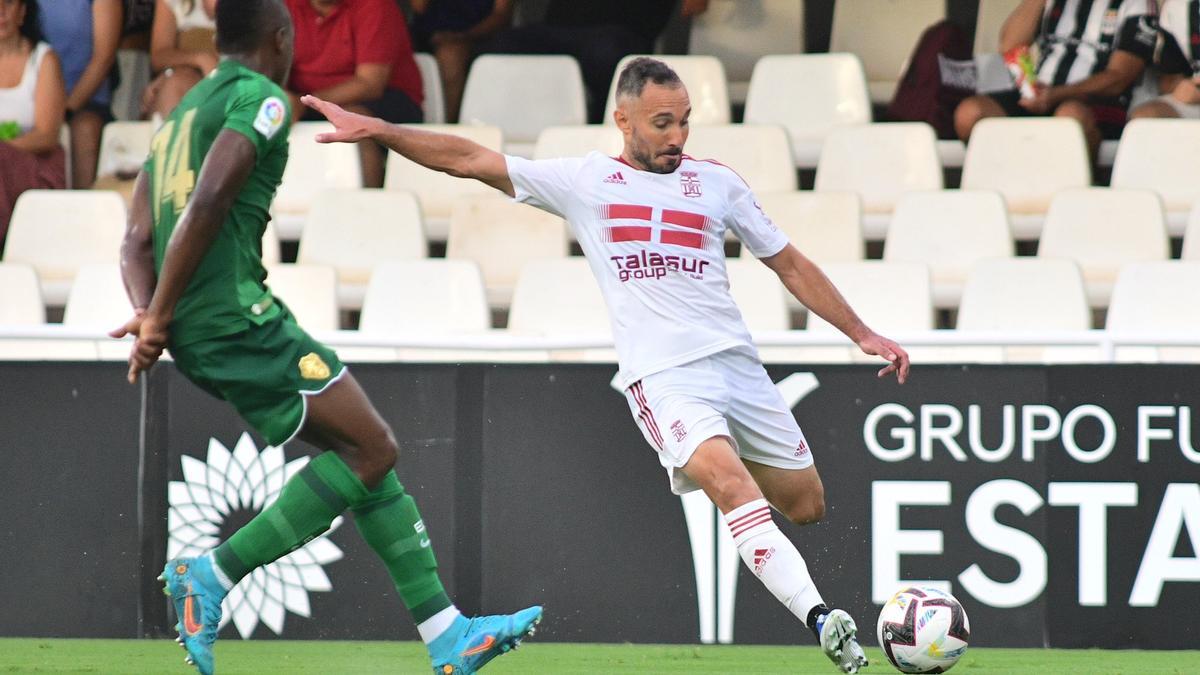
[0,0,66,249]
[1131,0,1200,119]
[142,0,216,120]
[954,0,1158,155]
[479,0,707,123]
[409,0,512,123]
[40,0,122,189]
[122,0,155,36]
[286,0,424,188]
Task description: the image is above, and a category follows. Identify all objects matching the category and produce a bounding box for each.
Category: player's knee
[359,426,398,480]
[784,496,825,526]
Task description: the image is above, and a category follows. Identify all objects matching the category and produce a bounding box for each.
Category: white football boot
[820,609,870,673]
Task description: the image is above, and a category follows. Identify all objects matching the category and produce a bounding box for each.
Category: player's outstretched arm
[761,244,911,384]
[301,94,515,197]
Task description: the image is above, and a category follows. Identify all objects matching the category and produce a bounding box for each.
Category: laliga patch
[253,96,286,140]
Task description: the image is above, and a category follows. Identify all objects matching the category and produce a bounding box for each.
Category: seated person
[955,0,1158,155]
[286,0,424,188]
[39,0,122,188]
[0,0,66,248]
[142,0,217,120]
[1131,0,1200,119]
[409,0,512,123]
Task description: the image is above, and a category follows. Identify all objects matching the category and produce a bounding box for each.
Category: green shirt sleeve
[223,78,291,159]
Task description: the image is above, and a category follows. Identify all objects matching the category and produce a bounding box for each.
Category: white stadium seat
[684,124,797,193]
[297,189,427,309]
[261,221,282,266]
[265,264,339,332]
[1182,202,1200,260]
[0,263,45,325]
[744,54,872,168]
[974,0,1023,54]
[957,258,1095,363]
[534,125,623,160]
[1038,188,1169,308]
[1111,119,1200,235]
[414,53,445,124]
[2,190,126,305]
[96,121,152,181]
[961,118,1091,238]
[460,55,587,157]
[1107,262,1200,363]
[830,0,945,103]
[273,122,363,240]
[883,190,1014,308]
[746,191,863,264]
[384,124,504,241]
[446,197,570,308]
[688,0,804,103]
[62,263,134,360]
[814,123,943,238]
[509,258,612,362]
[604,55,730,125]
[726,260,789,332]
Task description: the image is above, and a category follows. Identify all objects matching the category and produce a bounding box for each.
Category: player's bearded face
[624,83,690,174]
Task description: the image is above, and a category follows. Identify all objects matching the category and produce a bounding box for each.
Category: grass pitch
[1,639,1196,674]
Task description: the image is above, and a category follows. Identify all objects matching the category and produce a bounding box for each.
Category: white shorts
[623,347,814,495]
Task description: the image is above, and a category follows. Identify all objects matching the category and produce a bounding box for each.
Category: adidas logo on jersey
[752,547,775,576]
[603,171,626,185]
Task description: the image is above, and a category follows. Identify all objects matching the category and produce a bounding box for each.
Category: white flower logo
[167,433,343,638]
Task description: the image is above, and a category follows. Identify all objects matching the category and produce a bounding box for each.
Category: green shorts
[171,313,346,446]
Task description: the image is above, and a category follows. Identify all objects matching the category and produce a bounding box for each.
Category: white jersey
[506,152,789,389]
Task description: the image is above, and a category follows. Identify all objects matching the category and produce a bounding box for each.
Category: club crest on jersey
[680,171,702,197]
[298,352,331,380]
[253,96,286,140]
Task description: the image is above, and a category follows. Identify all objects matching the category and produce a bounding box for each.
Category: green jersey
[146,59,291,347]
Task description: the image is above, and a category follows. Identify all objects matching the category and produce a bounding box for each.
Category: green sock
[352,470,452,624]
[214,451,368,584]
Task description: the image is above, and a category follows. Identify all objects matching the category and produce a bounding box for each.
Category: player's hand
[858,333,911,384]
[109,310,169,384]
[301,95,377,144]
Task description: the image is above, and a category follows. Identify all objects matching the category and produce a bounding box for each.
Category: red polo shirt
[286,0,423,105]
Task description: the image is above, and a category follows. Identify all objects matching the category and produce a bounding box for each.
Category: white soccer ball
[876,586,970,673]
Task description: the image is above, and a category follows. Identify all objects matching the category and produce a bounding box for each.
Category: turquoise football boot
[429,605,543,674]
[160,556,227,675]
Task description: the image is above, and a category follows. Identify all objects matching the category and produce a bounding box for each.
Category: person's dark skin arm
[115,171,157,311]
[110,130,258,382]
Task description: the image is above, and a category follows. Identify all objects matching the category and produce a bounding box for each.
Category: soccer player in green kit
[109,2,541,673]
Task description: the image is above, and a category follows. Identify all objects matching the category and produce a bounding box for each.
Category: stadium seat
[533,125,623,160]
[358,260,491,362]
[273,122,363,240]
[460,55,587,157]
[743,54,872,168]
[2,190,126,305]
[974,0,1023,54]
[1111,119,1200,236]
[414,53,446,124]
[604,55,730,125]
[957,258,1095,363]
[509,258,608,335]
[384,124,504,241]
[0,263,45,325]
[447,197,570,308]
[1038,188,1169,308]
[265,264,339,332]
[960,118,1091,239]
[745,191,864,264]
[96,121,152,183]
[688,0,804,103]
[261,221,282,266]
[830,0,945,103]
[1107,261,1200,362]
[883,190,1014,308]
[1182,202,1200,260]
[685,124,797,193]
[814,123,943,238]
[61,263,134,360]
[726,259,789,332]
[296,189,427,309]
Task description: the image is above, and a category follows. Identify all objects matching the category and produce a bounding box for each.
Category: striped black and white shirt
[1156,0,1199,75]
[1035,0,1159,86]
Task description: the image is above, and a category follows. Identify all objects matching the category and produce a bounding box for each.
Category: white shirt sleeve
[505,155,585,218]
[726,187,790,259]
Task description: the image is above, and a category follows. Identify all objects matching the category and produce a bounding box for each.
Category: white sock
[418,605,463,645]
[203,552,235,591]
[725,499,824,623]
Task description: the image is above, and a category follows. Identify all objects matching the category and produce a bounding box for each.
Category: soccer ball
[876,586,970,673]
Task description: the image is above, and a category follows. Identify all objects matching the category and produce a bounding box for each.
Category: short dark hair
[22,0,43,45]
[216,0,284,53]
[615,57,682,101]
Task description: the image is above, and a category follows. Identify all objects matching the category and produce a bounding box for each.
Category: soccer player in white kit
[303,57,910,673]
